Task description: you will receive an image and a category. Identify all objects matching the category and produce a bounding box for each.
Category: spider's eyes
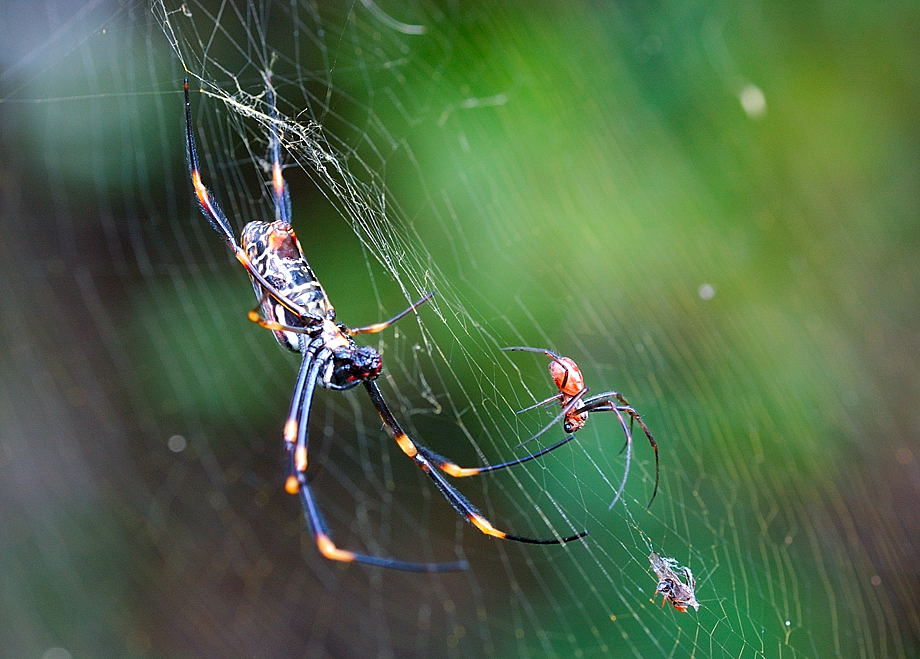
[656,580,673,594]
[563,419,574,433]
[329,346,382,388]
[353,345,382,379]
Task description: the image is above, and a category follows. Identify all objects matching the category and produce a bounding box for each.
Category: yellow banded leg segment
[295,446,308,472]
[285,475,300,494]
[439,461,483,478]
[394,432,418,458]
[272,161,285,198]
[284,418,298,444]
[467,513,508,539]
[246,306,309,334]
[364,381,586,547]
[316,535,356,563]
[191,170,210,210]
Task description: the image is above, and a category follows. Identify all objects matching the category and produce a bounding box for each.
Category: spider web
[2,0,918,656]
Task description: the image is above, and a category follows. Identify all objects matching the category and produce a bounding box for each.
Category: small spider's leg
[618,406,658,508]
[296,466,468,572]
[347,292,435,336]
[580,391,626,407]
[501,346,564,361]
[514,393,564,415]
[514,388,589,449]
[581,396,660,508]
[416,434,576,478]
[610,392,637,438]
[365,381,588,545]
[183,79,307,318]
[264,72,292,224]
[577,394,629,454]
[605,407,633,510]
[500,346,572,389]
[500,345,568,379]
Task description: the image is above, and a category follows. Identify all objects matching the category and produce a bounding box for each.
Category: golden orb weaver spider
[502,346,660,509]
[182,77,588,572]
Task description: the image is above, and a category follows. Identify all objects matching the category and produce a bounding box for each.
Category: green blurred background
[1,0,917,656]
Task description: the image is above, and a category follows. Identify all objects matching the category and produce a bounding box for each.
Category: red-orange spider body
[548,356,588,433]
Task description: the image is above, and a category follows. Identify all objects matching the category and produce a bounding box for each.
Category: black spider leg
[283,343,467,572]
[296,464,468,572]
[514,388,589,449]
[264,71,292,224]
[515,392,564,415]
[501,345,564,361]
[501,345,573,389]
[365,381,588,545]
[348,292,435,336]
[183,79,307,317]
[579,391,660,508]
[285,342,327,489]
[417,434,578,478]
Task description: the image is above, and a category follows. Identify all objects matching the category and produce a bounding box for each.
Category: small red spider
[502,346,660,508]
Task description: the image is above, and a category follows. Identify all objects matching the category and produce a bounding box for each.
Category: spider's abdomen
[242,220,332,351]
[549,356,584,397]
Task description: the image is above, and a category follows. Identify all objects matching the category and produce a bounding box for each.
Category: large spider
[502,346,660,509]
[182,78,587,572]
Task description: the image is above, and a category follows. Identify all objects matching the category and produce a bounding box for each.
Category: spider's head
[328,345,383,389]
[563,412,587,434]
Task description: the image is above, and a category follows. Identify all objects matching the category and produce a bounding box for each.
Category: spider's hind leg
[297,473,468,572]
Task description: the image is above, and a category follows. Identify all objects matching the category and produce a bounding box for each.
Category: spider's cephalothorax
[184,77,587,573]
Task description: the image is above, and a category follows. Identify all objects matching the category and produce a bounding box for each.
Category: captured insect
[501,346,660,509]
[183,77,587,572]
[649,552,700,612]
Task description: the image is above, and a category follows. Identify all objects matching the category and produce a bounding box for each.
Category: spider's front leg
[515,388,589,449]
[183,79,308,319]
[347,292,436,336]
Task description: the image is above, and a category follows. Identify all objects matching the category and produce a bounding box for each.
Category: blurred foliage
[2,0,918,656]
